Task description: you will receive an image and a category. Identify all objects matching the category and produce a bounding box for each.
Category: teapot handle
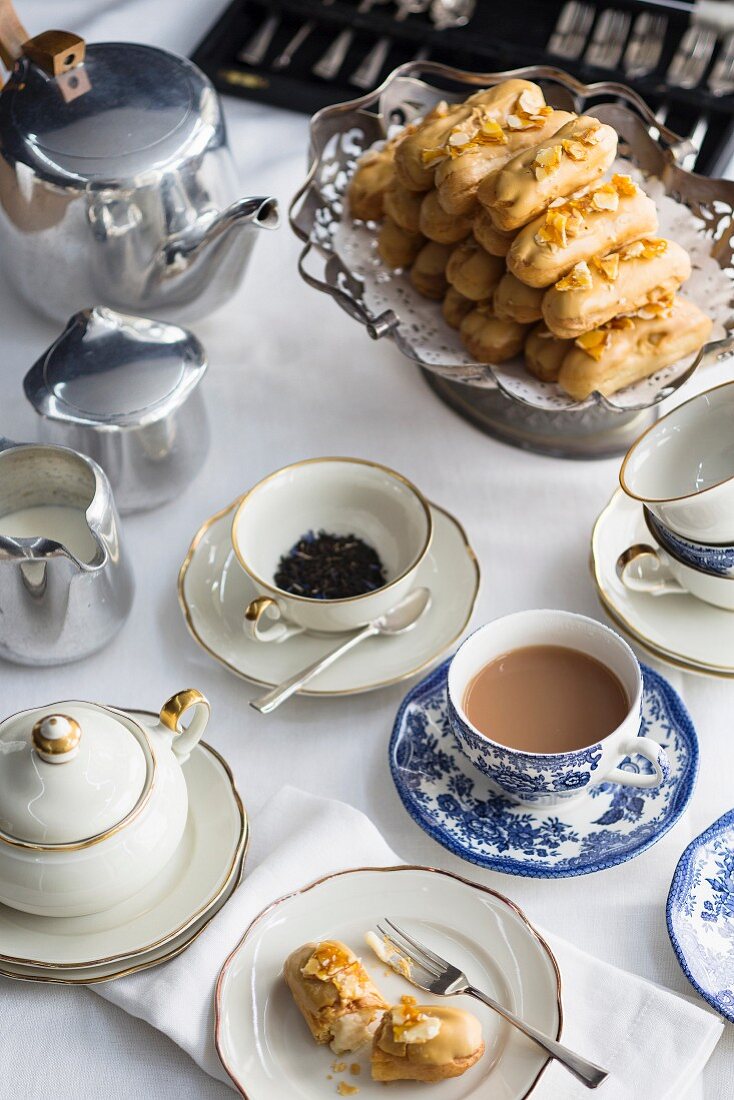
[0,0,27,69]
[0,0,85,75]
[159,689,210,764]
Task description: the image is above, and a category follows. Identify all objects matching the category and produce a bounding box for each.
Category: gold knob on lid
[32,714,81,764]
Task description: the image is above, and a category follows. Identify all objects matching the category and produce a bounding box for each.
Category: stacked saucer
[592,383,734,678]
[0,703,247,984]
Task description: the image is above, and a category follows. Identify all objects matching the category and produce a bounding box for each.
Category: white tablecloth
[1,2,732,1096]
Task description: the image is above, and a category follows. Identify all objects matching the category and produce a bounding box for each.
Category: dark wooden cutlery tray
[192,0,734,176]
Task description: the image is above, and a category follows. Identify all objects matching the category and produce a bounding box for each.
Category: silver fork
[709,30,734,96]
[547,1,594,61]
[623,12,668,79]
[667,24,717,89]
[377,919,609,1090]
[351,0,430,88]
[585,8,632,70]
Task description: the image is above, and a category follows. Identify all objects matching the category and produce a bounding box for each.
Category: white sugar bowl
[0,690,209,917]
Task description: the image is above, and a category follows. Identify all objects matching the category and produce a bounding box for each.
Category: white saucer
[0,724,247,973]
[591,490,734,679]
[215,865,561,1100]
[179,500,480,695]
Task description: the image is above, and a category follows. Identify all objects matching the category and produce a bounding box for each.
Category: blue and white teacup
[644,507,734,579]
[447,610,670,808]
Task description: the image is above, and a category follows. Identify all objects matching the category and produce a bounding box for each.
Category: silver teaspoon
[250,587,432,714]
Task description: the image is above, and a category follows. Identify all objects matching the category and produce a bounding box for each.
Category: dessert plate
[0,725,247,970]
[0,846,245,984]
[591,490,734,679]
[215,865,562,1100]
[179,499,480,695]
[667,808,734,1023]
[390,661,698,878]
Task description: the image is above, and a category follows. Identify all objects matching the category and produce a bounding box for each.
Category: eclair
[479,115,618,231]
[508,175,658,289]
[541,238,692,338]
[377,217,425,269]
[284,941,387,1054]
[419,188,473,244]
[394,80,551,193]
[348,140,398,222]
[410,240,454,299]
[524,323,574,381]
[446,238,504,301]
[558,296,712,400]
[435,107,575,216]
[493,271,545,324]
[442,285,474,329]
[383,180,424,233]
[473,209,516,256]
[460,304,528,362]
[371,998,484,1083]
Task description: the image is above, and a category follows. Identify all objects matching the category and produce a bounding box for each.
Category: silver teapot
[0,6,278,322]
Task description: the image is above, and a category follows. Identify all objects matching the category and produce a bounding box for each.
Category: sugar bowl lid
[24,307,207,429]
[0,702,151,847]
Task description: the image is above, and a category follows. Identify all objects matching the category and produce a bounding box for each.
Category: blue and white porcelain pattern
[390,659,698,878]
[667,809,734,1022]
[645,508,734,578]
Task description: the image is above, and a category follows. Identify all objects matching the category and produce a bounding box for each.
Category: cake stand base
[422,372,658,460]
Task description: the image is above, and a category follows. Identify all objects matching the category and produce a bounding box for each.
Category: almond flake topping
[561,138,587,161]
[555,260,593,291]
[421,147,448,167]
[534,175,639,249]
[619,237,668,261]
[518,89,545,114]
[592,252,620,281]
[635,287,675,320]
[533,144,563,180]
[591,186,619,212]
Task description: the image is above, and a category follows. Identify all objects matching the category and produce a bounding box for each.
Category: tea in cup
[620,381,734,544]
[447,610,670,806]
[231,457,433,642]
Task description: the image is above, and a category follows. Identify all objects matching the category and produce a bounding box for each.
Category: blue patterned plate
[667,810,734,1022]
[390,660,698,878]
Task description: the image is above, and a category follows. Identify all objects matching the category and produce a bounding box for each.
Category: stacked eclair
[347,79,712,400]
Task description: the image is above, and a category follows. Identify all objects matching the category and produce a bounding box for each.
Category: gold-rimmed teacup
[231,457,433,642]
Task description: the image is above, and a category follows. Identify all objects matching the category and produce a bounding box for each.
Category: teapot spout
[153,196,279,320]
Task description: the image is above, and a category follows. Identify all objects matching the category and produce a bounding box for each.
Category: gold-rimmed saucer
[591,490,734,679]
[0,729,248,980]
[178,498,480,696]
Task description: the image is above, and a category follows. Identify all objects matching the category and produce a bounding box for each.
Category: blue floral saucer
[667,809,734,1022]
[389,660,698,878]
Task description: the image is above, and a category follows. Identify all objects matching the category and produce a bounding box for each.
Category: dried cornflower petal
[555,260,593,291]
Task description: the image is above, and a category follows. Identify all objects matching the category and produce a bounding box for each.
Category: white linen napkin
[94,787,723,1098]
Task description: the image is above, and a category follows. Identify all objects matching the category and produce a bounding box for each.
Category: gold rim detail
[0,736,248,970]
[230,456,434,605]
[178,497,481,697]
[214,864,563,1100]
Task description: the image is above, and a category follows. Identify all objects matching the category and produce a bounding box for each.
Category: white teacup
[620,381,734,543]
[231,457,433,642]
[447,610,670,807]
[617,543,734,611]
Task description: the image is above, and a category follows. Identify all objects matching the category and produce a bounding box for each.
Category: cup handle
[616,544,687,597]
[606,736,670,789]
[159,688,210,763]
[244,596,305,643]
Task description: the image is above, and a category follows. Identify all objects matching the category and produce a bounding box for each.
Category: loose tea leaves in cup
[274,530,387,600]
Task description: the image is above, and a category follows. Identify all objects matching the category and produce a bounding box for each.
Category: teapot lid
[0,702,151,847]
[5,43,213,181]
[25,307,208,427]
